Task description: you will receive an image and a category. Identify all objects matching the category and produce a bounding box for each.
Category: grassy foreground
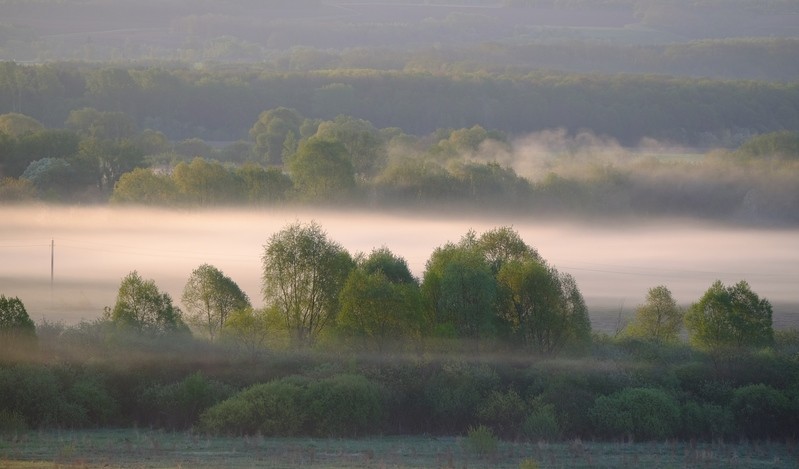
[1,430,797,469]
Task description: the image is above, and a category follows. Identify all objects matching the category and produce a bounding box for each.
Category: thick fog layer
[1,206,797,331]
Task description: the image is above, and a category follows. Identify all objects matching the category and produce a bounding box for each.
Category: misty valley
[2,0,799,467]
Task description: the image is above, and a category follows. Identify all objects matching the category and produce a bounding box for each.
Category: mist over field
[2,205,797,331]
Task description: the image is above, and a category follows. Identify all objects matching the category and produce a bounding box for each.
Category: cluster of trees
[1,62,796,145]
[0,274,795,441]
[2,222,776,358]
[4,105,798,223]
[2,0,797,78]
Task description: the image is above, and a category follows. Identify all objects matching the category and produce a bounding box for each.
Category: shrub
[139,372,233,429]
[0,409,27,435]
[423,362,499,432]
[465,424,498,456]
[522,398,560,441]
[729,383,791,438]
[680,401,733,440]
[199,377,308,435]
[66,371,118,426]
[590,387,680,440]
[306,373,385,436]
[476,389,527,438]
[200,373,384,437]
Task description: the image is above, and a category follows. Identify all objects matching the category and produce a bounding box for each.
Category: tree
[262,221,353,346]
[107,271,187,336]
[0,294,36,338]
[0,113,43,138]
[249,107,303,165]
[337,248,423,351]
[235,163,292,205]
[222,307,272,356]
[287,137,356,202]
[182,264,250,341]
[685,280,774,349]
[313,115,386,177]
[496,258,590,354]
[624,285,683,343]
[476,226,540,274]
[172,157,242,206]
[111,168,181,205]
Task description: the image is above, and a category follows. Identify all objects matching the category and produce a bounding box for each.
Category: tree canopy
[107,271,188,336]
[182,264,250,341]
[261,221,354,346]
[684,280,773,349]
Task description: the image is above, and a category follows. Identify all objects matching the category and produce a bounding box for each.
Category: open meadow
[2,430,798,469]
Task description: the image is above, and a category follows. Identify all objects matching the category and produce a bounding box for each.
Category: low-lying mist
[2,205,797,331]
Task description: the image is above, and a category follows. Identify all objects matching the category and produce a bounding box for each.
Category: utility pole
[50,239,54,296]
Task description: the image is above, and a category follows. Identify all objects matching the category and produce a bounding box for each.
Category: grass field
[2,430,797,468]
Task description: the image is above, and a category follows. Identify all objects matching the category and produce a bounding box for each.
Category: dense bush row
[2,329,798,441]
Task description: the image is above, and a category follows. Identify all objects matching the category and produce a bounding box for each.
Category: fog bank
[1,206,797,331]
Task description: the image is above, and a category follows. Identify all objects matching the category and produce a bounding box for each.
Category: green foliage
[0,294,35,337]
[287,137,356,202]
[200,374,383,437]
[235,163,292,204]
[423,363,500,432]
[262,221,354,346]
[736,131,799,159]
[137,372,232,429]
[0,409,27,435]
[624,285,683,343]
[464,424,499,457]
[182,264,250,341]
[685,280,774,349]
[729,383,792,438]
[249,107,304,165]
[172,157,243,206]
[337,267,423,351]
[0,112,43,137]
[680,401,733,440]
[522,400,560,441]
[476,389,528,437]
[107,271,188,337]
[305,373,385,437]
[590,387,681,440]
[111,167,180,205]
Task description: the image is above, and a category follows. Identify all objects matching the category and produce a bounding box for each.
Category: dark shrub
[423,362,499,433]
[138,372,233,429]
[200,373,384,437]
[729,383,791,438]
[680,401,733,440]
[522,397,560,441]
[590,387,680,440]
[306,373,384,436]
[476,388,527,438]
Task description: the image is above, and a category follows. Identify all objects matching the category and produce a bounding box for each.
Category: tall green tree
[337,248,423,351]
[182,264,251,341]
[624,285,683,343]
[107,271,187,337]
[685,280,773,349]
[172,157,242,206]
[261,221,353,346]
[313,115,386,177]
[496,259,590,354]
[249,107,303,165]
[287,137,356,202]
[111,168,181,205]
[0,294,35,338]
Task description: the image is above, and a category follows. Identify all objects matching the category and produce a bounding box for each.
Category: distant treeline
[1,62,797,145]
